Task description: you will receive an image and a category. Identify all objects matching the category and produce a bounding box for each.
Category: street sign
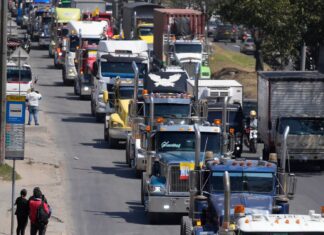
[5,95,26,160]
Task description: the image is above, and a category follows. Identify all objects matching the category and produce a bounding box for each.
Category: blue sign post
[5,95,26,160]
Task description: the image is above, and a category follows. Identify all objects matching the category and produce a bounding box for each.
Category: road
[29,45,324,235]
[29,47,180,235]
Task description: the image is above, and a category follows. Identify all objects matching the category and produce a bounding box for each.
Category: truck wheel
[125,139,130,165]
[95,113,104,123]
[62,67,68,85]
[91,101,95,116]
[107,126,118,148]
[263,147,270,161]
[104,127,108,141]
[135,169,142,179]
[181,216,192,235]
[250,139,257,153]
[148,212,160,224]
[74,83,77,95]
[141,175,145,205]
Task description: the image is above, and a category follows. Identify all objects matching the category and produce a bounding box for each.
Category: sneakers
[27,123,31,125]
[35,123,39,126]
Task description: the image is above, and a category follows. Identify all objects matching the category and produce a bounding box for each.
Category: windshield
[156,132,221,153]
[118,87,142,99]
[42,17,51,25]
[279,117,324,135]
[211,172,274,193]
[240,233,323,235]
[175,43,202,53]
[207,110,243,129]
[7,67,32,82]
[101,62,147,78]
[138,26,153,36]
[145,103,190,118]
[69,35,79,52]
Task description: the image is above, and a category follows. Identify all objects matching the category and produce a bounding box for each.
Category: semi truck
[62,20,107,85]
[49,7,81,66]
[153,8,210,78]
[187,79,244,158]
[74,42,97,98]
[126,67,196,176]
[258,71,324,162]
[180,125,297,235]
[122,2,163,48]
[91,40,149,122]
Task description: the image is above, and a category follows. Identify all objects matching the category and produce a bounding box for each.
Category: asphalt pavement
[29,47,180,235]
[28,43,324,235]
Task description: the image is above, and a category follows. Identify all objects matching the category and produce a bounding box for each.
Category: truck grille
[169,166,189,192]
[181,62,199,79]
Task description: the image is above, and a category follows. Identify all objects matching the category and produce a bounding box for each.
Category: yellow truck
[103,80,139,148]
[49,7,81,67]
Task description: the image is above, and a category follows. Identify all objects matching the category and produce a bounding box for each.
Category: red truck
[153,8,206,67]
[74,42,97,99]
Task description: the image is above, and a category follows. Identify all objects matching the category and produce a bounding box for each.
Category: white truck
[187,79,244,158]
[258,71,324,162]
[62,20,107,85]
[91,40,149,122]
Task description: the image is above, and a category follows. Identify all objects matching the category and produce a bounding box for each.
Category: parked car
[213,24,238,42]
[240,37,255,54]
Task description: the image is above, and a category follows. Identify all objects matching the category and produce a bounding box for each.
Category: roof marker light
[247,161,252,167]
[239,162,245,166]
[232,161,238,166]
[234,204,245,217]
[214,119,221,125]
[285,219,290,224]
[321,206,324,217]
[296,219,300,224]
[142,89,148,96]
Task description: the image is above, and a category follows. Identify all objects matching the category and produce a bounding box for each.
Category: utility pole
[0,0,8,164]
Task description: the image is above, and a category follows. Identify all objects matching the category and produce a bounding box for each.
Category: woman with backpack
[29,187,51,235]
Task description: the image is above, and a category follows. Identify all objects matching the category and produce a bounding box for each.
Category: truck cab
[180,156,297,235]
[74,43,97,98]
[126,68,198,175]
[49,7,81,60]
[38,13,52,47]
[62,21,107,85]
[103,80,143,148]
[142,123,222,224]
[91,40,149,122]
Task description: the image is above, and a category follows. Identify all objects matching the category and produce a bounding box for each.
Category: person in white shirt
[26,88,42,125]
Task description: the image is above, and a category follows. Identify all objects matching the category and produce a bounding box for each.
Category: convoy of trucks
[10,0,324,232]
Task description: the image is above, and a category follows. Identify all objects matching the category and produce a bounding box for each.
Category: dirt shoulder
[0,110,69,235]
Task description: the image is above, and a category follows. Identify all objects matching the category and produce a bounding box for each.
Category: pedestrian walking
[29,187,51,235]
[15,189,29,235]
[26,88,42,125]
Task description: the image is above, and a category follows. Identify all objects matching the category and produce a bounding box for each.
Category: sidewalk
[0,109,68,235]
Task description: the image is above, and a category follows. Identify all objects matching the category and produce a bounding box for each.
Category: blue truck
[180,126,297,235]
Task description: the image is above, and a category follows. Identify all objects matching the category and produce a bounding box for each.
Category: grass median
[0,163,21,181]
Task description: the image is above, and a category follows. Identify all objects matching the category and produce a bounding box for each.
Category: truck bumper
[287,152,324,161]
[135,151,146,171]
[80,84,92,96]
[39,37,50,46]
[148,196,190,213]
[109,127,131,140]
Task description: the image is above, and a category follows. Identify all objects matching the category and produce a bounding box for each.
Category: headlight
[41,32,45,37]
[112,122,123,128]
[148,185,165,193]
[68,57,74,66]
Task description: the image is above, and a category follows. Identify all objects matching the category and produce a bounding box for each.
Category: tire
[62,67,68,85]
[148,212,160,224]
[91,100,95,116]
[141,175,145,205]
[107,126,118,148]
[95,113,104,123]
[263,147,270,161]
[180,216,192,235]
[125,139,130,165]
[135,169,142,178]
[249,138,257,153]
[74,83,77,95]
[104,127,108,141]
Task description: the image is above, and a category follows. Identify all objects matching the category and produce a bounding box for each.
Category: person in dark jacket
[29,187,50,235]
[15,189,29,235]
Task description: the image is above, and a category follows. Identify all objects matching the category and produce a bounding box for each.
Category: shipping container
[153,8,205,63]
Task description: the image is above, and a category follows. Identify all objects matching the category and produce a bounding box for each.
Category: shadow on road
[62,115,96,124]
[38,81,65,87]
[84,201,182,225]
[80,139,108,149]
[91,165,137,179]
[289,161,324,176]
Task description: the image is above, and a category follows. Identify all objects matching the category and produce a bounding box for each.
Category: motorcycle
[244,127,258,153]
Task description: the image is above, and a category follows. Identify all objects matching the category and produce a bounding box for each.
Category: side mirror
[103,90,109,103]
[286,173,297,199]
